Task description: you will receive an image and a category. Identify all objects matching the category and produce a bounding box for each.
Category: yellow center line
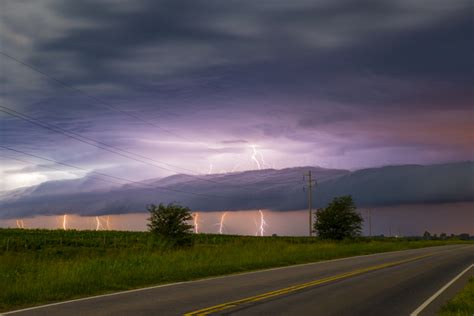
[184,254,432,316]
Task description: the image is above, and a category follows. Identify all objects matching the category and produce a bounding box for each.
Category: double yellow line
[184,254,432,316]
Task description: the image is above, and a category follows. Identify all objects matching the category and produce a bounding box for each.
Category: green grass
[438,277,474,316]
[0,228,470,312]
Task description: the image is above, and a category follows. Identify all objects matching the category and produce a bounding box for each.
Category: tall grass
[0,228,468,312]
[438,277,474,316]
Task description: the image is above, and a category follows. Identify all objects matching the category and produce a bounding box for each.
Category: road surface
[6,244,473,316]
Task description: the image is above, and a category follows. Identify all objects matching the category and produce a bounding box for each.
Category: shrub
[314,195,363,240]
[147,203,194,246]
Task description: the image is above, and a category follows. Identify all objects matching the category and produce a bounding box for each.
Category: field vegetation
[439,277,474,316]
[0,228,470,312]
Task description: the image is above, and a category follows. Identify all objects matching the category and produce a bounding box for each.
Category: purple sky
[1,0,473,191]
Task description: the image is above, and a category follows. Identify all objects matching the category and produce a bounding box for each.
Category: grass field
[439,277,474,316]
[0,228,469,312]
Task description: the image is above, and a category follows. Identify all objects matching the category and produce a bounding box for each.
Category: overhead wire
[0,50,191,141]
[0,154,125,187]
[0,146,304,207]
[0,106,266,190]
[0,50,275,178]
[0,145,226,199]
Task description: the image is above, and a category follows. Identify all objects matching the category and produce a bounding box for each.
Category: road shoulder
[415,264,474,316]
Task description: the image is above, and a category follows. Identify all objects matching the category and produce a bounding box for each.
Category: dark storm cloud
[22,0,473,104]
[0,0,472,194]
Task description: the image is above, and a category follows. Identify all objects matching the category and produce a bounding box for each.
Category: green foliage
[314,195,363,240]
[147,203,194,246]
[0,228,469,312]
[439,277,474,315]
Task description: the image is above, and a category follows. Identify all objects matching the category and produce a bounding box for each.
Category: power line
[0,154,125,187]
[0,146,303,207]
[0,50,275,178]
[1,151,302,194]
[304,170,314,237]
[0,106,262,191]
[0,105,204,175]
[0,145,225,199]
[0,50,191,142]
[1,106,293,188]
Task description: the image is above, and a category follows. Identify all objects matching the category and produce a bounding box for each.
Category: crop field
[0,228,469,312]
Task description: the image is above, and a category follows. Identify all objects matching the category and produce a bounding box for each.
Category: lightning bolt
[62,214,68,230]
[257,210,267,237]
[251,145,262,170]
[193,212,200,234]
[258,151,272,169]
[95,216,104,231]
[16,219,25,229]
[218,212,228,234]
[204,144,271,174]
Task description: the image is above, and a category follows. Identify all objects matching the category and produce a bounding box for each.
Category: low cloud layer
[1,162,472,219]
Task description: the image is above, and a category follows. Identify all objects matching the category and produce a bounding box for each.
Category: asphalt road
[6,244,473,316]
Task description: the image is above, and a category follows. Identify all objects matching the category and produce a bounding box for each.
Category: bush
[313,195,363,240]
[147,203,194,246]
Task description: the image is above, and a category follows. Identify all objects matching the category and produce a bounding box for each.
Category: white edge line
[410,262,474,316]
[2,244,470,315]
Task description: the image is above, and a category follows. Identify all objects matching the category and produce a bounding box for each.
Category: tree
[423,231,431,240]
[147,203,194,246]
[313,196,363,240]
[459,233,470,240]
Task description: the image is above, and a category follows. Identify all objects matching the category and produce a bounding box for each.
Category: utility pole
[304,170,314,237]
[368,209,372,237]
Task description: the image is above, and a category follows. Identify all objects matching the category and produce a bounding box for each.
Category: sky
[1,0,473,191]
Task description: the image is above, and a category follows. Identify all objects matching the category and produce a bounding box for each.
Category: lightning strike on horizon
[16,219,25,229]
[106,216,111,230]
[218,212,228,234]
[258,151,272,169]
[207,164,213,175]
[95,216,104,231]
[193,212,200,234]
[62,214,68,230]
[251,145,262,170]
[257,210,267,236]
